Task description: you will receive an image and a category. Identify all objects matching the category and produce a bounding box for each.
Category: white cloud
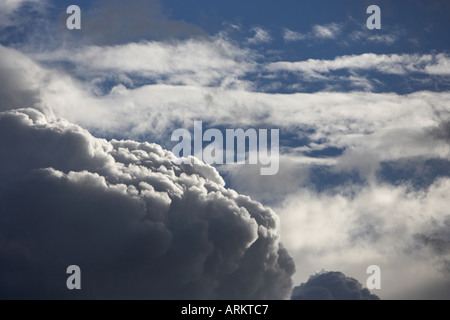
[349,27,405,46]
[0,0,38,15]
[266,53,450,76]
[3,45,449,168]
[283,19,405,46]
[34,39,256,88]
[312,23,342,39]
[0,45,48,111]
[282,28,306,42]
[277,179,450,299]
[247,27,272,45]
[367,34,397,45]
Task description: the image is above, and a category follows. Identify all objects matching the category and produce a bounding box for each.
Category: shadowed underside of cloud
[70,0,207,45]
[415,217,450,277]
[291,271,380,300]
[0,108,295,299]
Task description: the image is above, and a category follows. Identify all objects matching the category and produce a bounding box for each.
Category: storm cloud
[0,108,294,299]
[291,271,380,300]
[415,217,450,277]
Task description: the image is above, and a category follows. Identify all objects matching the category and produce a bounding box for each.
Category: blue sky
[1,0,450,300]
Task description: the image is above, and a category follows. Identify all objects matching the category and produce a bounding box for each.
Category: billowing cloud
[291,271,379,300]
[0,108,294,299]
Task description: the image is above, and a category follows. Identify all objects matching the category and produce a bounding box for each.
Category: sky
[0,0,450,299]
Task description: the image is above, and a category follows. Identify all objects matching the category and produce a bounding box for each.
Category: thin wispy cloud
[284,18,407,47]
[282,23,342,42]
[282,28,306,42]
[266,53,450,76]
[0,0,48,29]
[312,23,342,39]
[247,26,272,44]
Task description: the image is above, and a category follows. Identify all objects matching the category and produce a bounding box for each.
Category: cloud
[312,23,342,39]
[291,271,379,300]
[0,0,45,28]
[282,29,306,42]
[367,34,397,45]
[283,17,407,46]
[348,25,406,46]
[264,52,450,90]
[277,177,450,299]
[282,23,342,43]
[0,108,295,299]
[4,44,449,179]
[266,53,450,77]
[0,46,45,111]
[415,216,450,277]
[0,0,31,13]
[4,44,450,176]
[430,119,450,142]
[2,17,450,301]
[34,38,255,88]
[247,27,272,45]
[0,0,49,44]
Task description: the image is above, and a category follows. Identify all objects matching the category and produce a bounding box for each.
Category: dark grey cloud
[0,108,294,299]
[415,217,450,276]
[430,119,450,142]
[58,0,207,46]
[291,271,380,300]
